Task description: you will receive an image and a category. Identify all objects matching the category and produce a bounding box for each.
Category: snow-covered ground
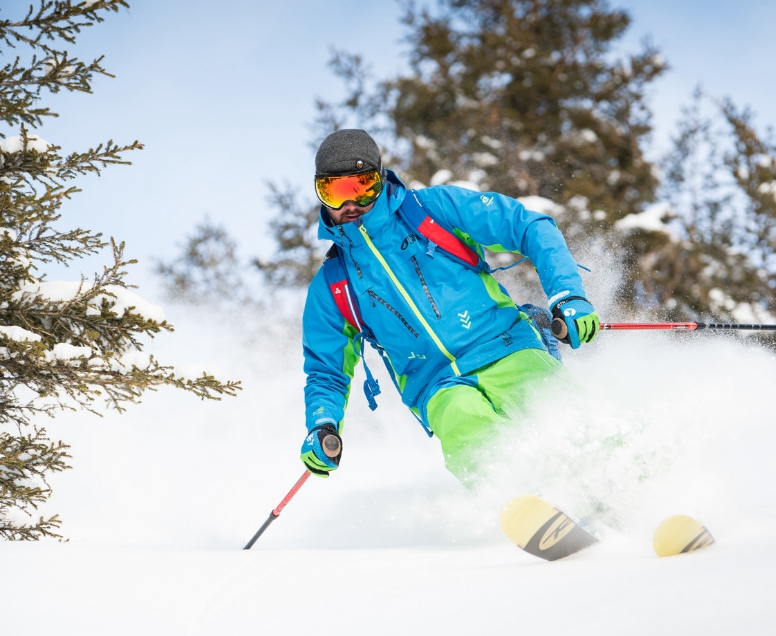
[4,304,776,634]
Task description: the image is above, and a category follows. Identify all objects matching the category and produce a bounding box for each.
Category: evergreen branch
[0,344,240,416]
[0,54,113,129]
[54,139,144,178]
[0,185,107,267]
[0,426,69,540]
[0,512,64,541]
[1,241,171,355]
[0,1,129,55]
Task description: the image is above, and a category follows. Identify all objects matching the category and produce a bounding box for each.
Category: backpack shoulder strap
[322,244,363,332]
[397,190,484,270]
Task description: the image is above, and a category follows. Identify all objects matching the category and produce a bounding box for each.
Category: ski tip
[653,514,715,557]
[499,495,557,549]
[500,495,597,561]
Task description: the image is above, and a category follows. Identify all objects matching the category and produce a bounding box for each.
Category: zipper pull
[426,241,437,258]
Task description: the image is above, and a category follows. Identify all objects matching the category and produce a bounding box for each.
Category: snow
[46,342,92,361]
[518,195,564,217]
[615,202,675,236]
[91,286,166,322]
[481,135,502,150]
[430,169,453,186]
[756,181,776,202]
[117,351,151,370]
[414,135,436,150]
[3,304,776,634]
[467,168,487,184]
[473,151,499,167]
[519,149,545,162]
[4,541,773,634]
[651,54,666,68]
[15,281,165,322]
[0,134,52,154]
[42,59,75,77]
[449,180,480,191]
[0,325,41,342]
[175,362,227,382]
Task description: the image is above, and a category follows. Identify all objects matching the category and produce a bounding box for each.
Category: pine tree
[618,90,776,325]
[0,1,240,541]
[162,0,666,299]
[159,0,774,330]
[252,183,324,288]
[155,217,255,307]
[356,0,662,225]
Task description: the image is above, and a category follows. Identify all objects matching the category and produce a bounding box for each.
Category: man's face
[327,200,376,225]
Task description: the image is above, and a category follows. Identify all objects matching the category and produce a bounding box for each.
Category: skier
[301,129,598,484]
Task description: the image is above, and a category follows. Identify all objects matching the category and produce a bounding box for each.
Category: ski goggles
[314,170,383,210]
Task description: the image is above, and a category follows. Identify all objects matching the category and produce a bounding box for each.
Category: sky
[3,0,776,305]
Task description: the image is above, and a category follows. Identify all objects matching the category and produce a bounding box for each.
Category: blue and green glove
[551,296,599,349]
[300,423,342,478]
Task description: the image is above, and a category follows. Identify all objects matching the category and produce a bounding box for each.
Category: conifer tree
[0,1,240,541]
[162,0,666,299]
[155,218,254,307]
[159,1,774,329]
[619,91,776,323]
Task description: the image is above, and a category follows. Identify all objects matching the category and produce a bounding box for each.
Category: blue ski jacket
[302,171,588,434]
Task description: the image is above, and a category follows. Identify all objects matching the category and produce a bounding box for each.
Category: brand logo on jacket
[401,233,419,250]
[458,310,472,329]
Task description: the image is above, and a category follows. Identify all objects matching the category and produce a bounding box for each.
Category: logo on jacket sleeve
[458,310,472,329]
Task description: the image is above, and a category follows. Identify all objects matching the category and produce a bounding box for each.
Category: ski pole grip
[322,434,341,458]
[551,317,568,340]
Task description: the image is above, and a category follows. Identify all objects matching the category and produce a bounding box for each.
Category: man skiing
[301,129,598,484]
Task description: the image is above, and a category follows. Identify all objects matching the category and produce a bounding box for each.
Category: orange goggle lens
[314,170,383,210]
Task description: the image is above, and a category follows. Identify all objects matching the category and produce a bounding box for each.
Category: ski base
[500,495,598,561]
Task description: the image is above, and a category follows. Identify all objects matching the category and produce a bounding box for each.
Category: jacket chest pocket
[399,239,442,320]
[360,287,420,339]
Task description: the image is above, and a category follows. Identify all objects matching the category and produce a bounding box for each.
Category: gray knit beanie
[315,129,383,177]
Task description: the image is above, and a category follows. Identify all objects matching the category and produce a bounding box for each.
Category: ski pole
[552,319,776,339]
[243,433,341,550]
[601,322,776,331]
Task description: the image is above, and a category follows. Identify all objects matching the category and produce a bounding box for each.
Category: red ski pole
[552,319,776,339]
[243,471,311,550]
[243,433,341,550]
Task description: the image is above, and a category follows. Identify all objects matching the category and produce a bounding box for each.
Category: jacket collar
[317,170,407,243]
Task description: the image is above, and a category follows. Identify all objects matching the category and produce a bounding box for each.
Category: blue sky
[3,0,776,301]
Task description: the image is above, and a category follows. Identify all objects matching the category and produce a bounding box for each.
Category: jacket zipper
[367,290,419,338]
[338,225,363,279]
[411,255,441,319]
[358,226,461,376]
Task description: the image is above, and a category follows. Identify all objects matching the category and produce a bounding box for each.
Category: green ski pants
[426,348,564,484]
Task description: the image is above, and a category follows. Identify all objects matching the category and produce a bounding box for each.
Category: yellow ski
[500,495,598,561]
[653,514,715,557]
